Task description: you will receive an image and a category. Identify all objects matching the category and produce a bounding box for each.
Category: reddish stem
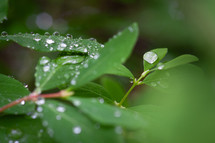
[0,91,69,113]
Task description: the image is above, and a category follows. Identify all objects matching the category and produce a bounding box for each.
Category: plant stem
[0,90,73,113]
[118,70,150,107]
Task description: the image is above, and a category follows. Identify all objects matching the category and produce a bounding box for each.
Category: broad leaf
[41,100,123,143]
[34,55,87,92]
[68,97,146,129]
[106,64,134,79]
[0,33,103,53]
[156,54,199,70]
[0,0,8,23]
[144,48,167,71]
[0,74,35,114]
[0,115,54,142]
[35,23,138,92]
[74,82,114,104]
[73,23,139,88]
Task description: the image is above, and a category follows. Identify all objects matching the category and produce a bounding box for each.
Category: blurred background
[0,0,215,142]
[0,0,215,89]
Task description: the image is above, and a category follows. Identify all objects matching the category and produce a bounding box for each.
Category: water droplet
[37,106,43,112]
[42,121,48,127]
[56,106,66,112]
[93,53,99,59]
[114,110,121,118]
[47,128,54,137]
[70,79,76,85]
[46,39,54,44]
[89,38,96,41]
[53,31,60,36]
[35,97,45,105]
[101,44,104,48]
[73,126,82,134]
[1,31,8,37]
[98,98,104,104]
[40,57,50,65]
[34,38,41,42]
[60,42,67,48]
[8,129,23,139]
[66,34,73,38]
[143,51,158,64]
[74,44,78,47]
[20,100,25,105]
[31,112,39,119]
[128,27,134,32]
[44,32,50,36]
[73,99,81,106]
[157,63,165,70]
[24,84,28,88]
[115,126,123,134]
[56,115,61,120]
[43,65,50,72]
[151,82,157,87]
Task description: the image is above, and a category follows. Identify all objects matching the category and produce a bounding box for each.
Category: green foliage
[0,74,35,114]
[0,0,8,23]
[0,5,204,141]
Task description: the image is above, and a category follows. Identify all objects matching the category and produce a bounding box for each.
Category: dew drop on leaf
[35,97,45,105]
[157,63,165,70]
[73,99,81,107]
[43,65,50,72]
[40,57,50,65]
[53,31,60,36]
[73,126,82,134]
[98,98,104,104]
[46,39,54,44]
[20,100,25,105]
[44,32,50,36]
[114,110,121,118]
[143,51,158,64]
[56,106,66,113]
[1,31,8,37]
[37,106,43,112]
[8,129,23,140]
[56,115,61,120]
[115,126,123,134]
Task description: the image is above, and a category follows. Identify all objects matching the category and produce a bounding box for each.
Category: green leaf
[158,54,199,70]
[74,82,114,104]
[144,48,167,71]
[0,74,35,114]
[34,55,87,92]
[106,64,134,79]
[41,100,123,143]
[0,115,54,142]
[0,33,103,53]
[0,0,8,23]
[35,23,138,92]
[101,77,126,104]
[73,23,139,88]
[67,97,146,129]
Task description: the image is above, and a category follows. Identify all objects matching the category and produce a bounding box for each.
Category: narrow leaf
[0,74,35,114]
[160,54,199,70]
[0,33,103,53]
[106,64,134,79]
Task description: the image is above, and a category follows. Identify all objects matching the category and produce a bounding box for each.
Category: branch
[0,90,73,113]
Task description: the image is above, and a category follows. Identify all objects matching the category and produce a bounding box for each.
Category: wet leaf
[144,48,167,71]
[74,23,139,87]
[0,33,103,54]
[41,100,123,143]
[67,97,146,129]
[0,74,35,114]
[0,115,55,142]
